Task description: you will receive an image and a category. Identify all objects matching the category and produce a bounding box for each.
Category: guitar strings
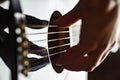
[26,30,70,42]
[26,25,70,58]
[35,50,67,59]
[29,44,70,59]
[26,31,69,35]
[28,35,70,56]
[29,36,70,54]
[28,24,69,28]
[49,43,70,50]
[26,28,70,41]
[48,37,70,42]
[31,37,70,42]
[29,43,70,53]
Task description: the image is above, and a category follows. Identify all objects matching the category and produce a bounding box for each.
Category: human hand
[54,0,119,71]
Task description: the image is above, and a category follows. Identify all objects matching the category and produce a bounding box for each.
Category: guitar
[26,11,87,80]
[0,2,87,79]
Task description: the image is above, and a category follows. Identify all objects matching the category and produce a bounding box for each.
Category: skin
[54,0,119,71]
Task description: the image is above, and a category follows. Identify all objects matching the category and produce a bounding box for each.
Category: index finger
[53,1,82,27]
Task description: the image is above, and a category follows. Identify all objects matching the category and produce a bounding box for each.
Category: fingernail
[55,63,62,67]
[56,59,63,66]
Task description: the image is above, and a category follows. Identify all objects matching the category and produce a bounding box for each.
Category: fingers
[56,40,114,71]
[53,10,80,27]
[53,1,82,27]
[56,44,89,65]
[58,57,89,71]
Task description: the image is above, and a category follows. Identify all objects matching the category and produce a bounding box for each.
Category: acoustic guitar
[6,0,86,79]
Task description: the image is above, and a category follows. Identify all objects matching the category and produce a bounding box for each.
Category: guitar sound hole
[48,11,70,73]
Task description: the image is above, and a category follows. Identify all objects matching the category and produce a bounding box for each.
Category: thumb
[53,10,80,27]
